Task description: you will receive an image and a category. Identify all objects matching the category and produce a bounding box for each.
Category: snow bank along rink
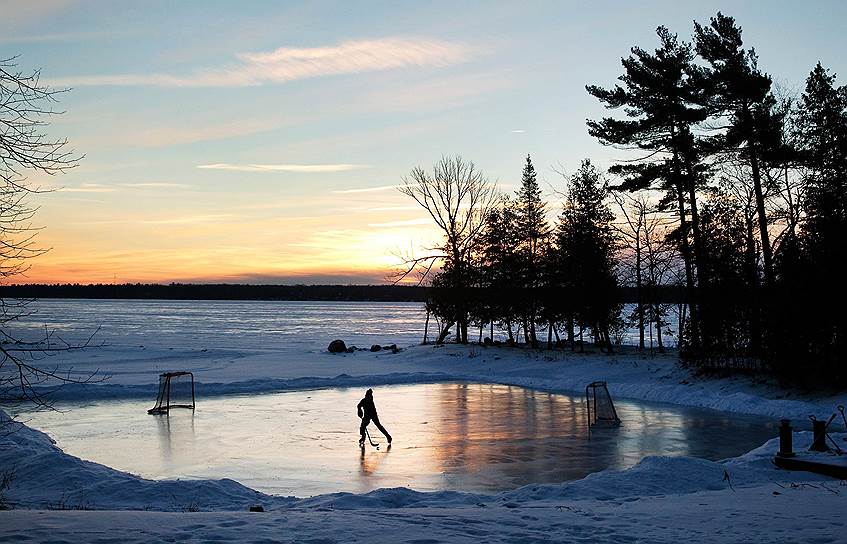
[31,340,846,421]
[2,342,846,543]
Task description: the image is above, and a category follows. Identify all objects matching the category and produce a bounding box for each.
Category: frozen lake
[18,382,777,497]
[7,298,676,349]
[6,298,428,351]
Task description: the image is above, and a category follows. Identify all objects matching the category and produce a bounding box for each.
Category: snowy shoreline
[28,342,844,422]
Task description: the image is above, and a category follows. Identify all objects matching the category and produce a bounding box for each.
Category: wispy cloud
[0,0,73,29]
[141,214,238,225]
[369,218,431,228]
[363,205,420,212]
[56,182,192,193]
[197,163,371,173]
[0,29,120,45]
[511,129,526,133]
[118,182,192,188]
[58,183,115,193]
[49,37,481,88]
[332,184,400,194]
[131,119,280,147]
[73,214,239,226]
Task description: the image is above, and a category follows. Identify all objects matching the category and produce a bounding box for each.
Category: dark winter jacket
[357,396,377,418]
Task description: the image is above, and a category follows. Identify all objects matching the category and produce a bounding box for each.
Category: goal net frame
[585,380,621,428]
[147,371,195,414]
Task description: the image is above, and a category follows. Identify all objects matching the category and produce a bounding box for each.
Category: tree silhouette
[397,156,497,343]
[694,12,785,286]
[1,56,98,413]
[514,155,549,347]
[551,160,619,352]
[587,27,709,346]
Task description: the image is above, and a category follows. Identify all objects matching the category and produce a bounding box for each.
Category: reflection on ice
[18,383,776,496]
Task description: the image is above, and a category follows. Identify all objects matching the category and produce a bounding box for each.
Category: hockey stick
[366,428,380,448]
[359,416,380,449]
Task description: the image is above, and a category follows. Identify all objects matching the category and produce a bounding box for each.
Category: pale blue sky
[3,1,845,283]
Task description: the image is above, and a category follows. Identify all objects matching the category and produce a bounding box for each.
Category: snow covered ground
[2,299,846,542]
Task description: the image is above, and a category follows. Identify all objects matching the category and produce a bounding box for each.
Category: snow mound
[296,487,480,510]
[1,410,292,511]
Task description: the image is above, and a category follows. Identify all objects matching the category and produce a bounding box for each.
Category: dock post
[810,419,829,452]
[778,419,795,457]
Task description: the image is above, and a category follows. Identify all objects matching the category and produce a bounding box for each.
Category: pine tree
[586,26,709,346]
[766,63,847,386]
[796,62,847,255]
[552,160,619,352]
[694,12,785,286]
[478,196,521,342]
[514,155,550,347]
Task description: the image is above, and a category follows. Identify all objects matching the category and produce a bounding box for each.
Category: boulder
[370,344,382,352]
[327,339,347,353]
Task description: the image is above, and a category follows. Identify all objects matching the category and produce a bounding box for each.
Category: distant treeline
[2,283,429,302]
[1,283,689,304]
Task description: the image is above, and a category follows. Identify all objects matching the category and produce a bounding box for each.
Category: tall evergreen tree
[586,26,709,345]
[767,63,847,386]
[514,155,550,347]
[694,12,785,285]
[479,196,521,342]
[796,62,847,253]
[552,160,619,352]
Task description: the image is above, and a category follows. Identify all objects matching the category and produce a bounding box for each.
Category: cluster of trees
[398,155,621,353]
[590,12,846,386]
[402,13,847,387]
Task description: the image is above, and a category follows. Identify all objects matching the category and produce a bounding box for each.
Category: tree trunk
[529,316,538,348]
[655,303,665,353]
[436,321,454,344]
[604,327,614,354]
[460,317,469,344]
[683,154,710,351]
[744,211,761,356]
[568,317,575,351]
[423,307,430,344]
[636,238,645,350]
[746,104,774,286]
[673,152,700,348]
[547,320,553,350]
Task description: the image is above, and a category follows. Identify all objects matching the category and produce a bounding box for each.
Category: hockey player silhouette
[357,388,392,447]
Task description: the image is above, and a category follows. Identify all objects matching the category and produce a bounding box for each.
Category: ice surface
[17,383,777,496]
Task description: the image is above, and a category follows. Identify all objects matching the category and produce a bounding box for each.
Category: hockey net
[148,371,195,414]
[586,381,620,428]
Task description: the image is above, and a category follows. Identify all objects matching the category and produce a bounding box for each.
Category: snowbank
[34,342,845,422]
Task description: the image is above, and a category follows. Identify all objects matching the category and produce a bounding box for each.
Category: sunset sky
[4,0,846,284]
